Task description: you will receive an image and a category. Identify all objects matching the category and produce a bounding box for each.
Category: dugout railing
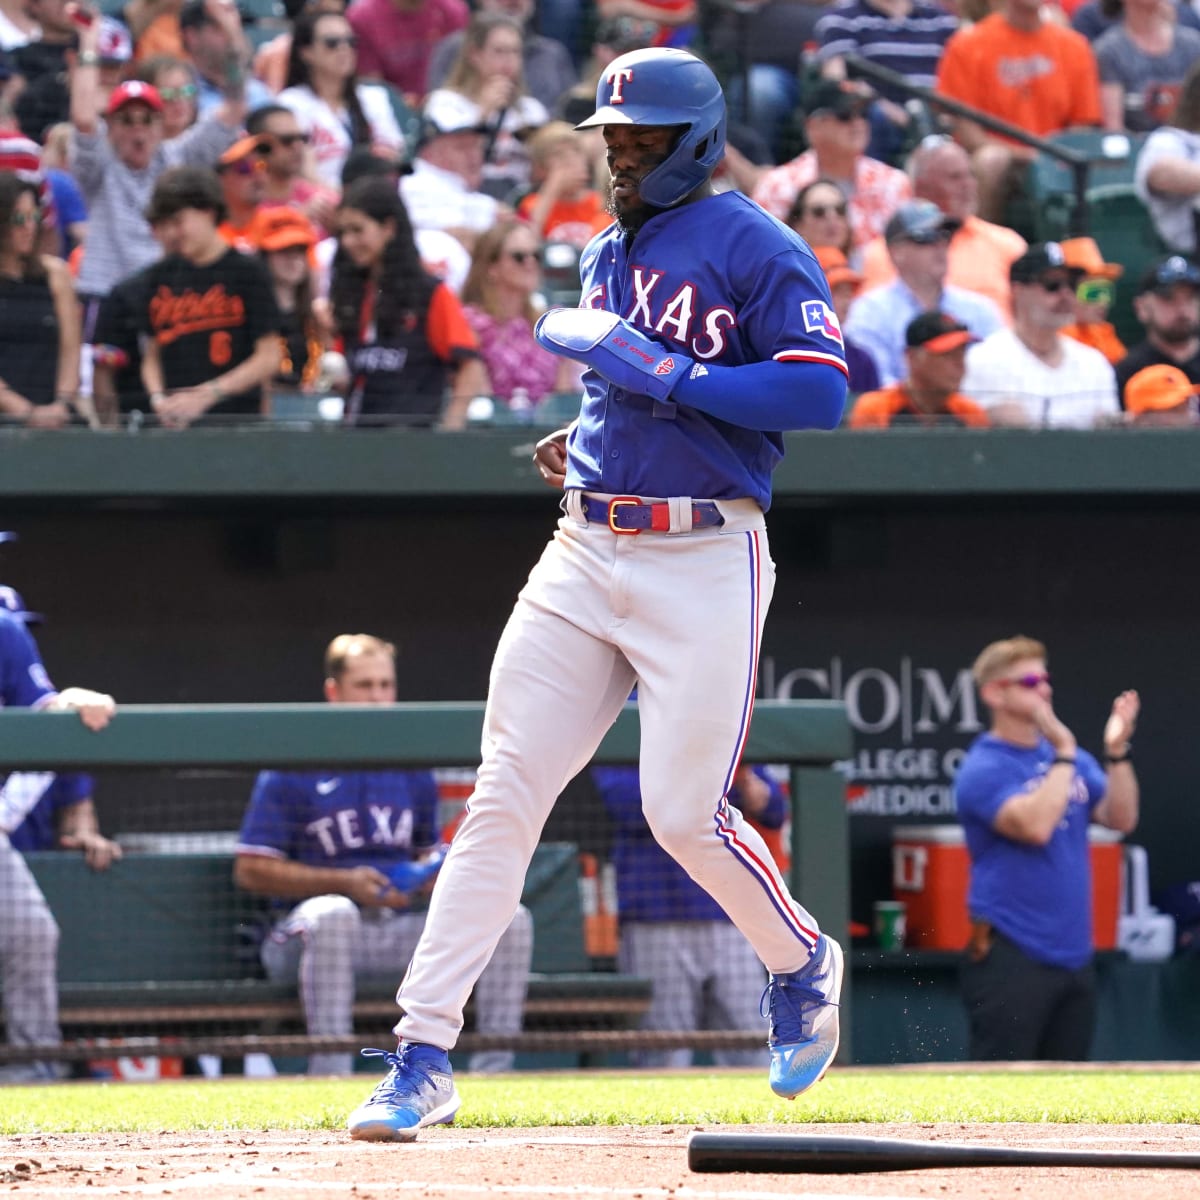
[0,699,851,1070]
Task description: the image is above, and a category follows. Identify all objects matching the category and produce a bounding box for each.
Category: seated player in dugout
[234,634,533,1077]
[139,166,282,428]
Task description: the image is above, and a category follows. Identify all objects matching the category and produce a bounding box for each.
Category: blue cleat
[762,934,844,1099]
[347,1044,461,1142]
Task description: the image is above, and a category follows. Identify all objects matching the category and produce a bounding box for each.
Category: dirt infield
[3,1123,1198,1199]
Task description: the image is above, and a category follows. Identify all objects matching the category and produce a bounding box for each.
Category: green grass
[1,1071,1197,1134]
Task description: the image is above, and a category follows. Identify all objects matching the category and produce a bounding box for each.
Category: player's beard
[606,180,669,236]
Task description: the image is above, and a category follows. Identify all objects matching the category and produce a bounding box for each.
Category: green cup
[874,900,907,951]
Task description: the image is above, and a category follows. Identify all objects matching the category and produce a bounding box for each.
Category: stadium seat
[1026,128,1149,244]
[1085,182,1167,347]
[540,241,583,309]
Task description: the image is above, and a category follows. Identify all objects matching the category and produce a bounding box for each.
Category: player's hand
[62,831,123,871]
[154,386,216,429]
[1104,689,1139,756]
[533,428,570,488]
[342,865,406,908]
[1030,698,1076,759]
[54,687,116,731]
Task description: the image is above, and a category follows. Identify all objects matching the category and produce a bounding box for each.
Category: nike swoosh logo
[315,778,341,795]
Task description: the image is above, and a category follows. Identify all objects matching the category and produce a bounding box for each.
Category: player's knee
[302,894,361,939]
[643,805,706,865]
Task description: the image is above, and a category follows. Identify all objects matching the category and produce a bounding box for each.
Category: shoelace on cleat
[359,1046,443,1102]
[759,957,839,1042]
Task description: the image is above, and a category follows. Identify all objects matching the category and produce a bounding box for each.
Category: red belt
[580,494,725,535]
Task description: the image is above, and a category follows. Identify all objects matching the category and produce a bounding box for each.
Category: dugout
[2,425,1199,1063]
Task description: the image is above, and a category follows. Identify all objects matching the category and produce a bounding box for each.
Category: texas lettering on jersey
[305,802,415,857]
[583,269,737,360]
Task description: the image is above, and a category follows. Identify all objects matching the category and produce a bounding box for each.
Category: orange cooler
[892,824,1123,951]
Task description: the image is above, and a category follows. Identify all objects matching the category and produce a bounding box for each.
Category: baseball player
[0,584,116,1080]
[234,634,533,1076]
[348,48,848,1142]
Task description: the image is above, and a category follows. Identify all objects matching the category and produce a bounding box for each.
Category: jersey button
[610,450,620,459]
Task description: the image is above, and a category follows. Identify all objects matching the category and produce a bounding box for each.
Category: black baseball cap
[1010,241,1079,284]
[885,199,962,244]
[1136,254,1200,295]
[905,310,977,354]
[803,78,872,119]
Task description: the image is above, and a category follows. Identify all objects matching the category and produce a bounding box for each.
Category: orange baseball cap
[258,207,318,252]
[1059,236,1122,280]
[1124,363,1200,413]
[813,245,862,290]
[218,135,271,168]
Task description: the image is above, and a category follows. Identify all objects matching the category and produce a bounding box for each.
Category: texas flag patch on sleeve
[801,299,844,347]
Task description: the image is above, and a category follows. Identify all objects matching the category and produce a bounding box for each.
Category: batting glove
[534,308,694,404]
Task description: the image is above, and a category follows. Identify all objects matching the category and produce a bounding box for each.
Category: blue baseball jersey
[237,769,441,871]
[592,764,787,923]
[0,610,56,710]
[7,772,94,852]
[955,733,1107,970]
[564,191,848,511]
[1,610,58,800]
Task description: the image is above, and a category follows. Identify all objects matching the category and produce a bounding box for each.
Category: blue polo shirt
[592,764,786,923]
[237,769,441,872]
[955,733,1107,969]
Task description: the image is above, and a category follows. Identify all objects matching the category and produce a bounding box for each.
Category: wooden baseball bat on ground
[687,1132,1200,1174]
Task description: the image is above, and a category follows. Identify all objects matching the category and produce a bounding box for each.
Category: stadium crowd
[0,0,1198,430]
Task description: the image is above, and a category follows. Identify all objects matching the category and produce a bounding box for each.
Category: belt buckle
[607,495,642,535]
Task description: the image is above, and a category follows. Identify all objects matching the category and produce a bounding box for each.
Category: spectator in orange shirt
[859,136,1026,319]
[752,78,911,251]
[849,311,991,427]
[215,135,273,251]
[516,120,610,249]
[1058,236,1126,365]
[936,0,1102,222]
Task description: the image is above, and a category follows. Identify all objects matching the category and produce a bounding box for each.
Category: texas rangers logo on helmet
[605,67,634,104]
[801,299,844,347]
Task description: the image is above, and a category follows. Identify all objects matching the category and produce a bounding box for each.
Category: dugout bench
[25,842,652,1067]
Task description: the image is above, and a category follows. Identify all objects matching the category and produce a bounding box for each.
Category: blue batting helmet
[0,585,42,625]
[576,47,726,208]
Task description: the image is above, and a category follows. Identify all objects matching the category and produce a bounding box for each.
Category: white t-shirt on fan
[962,328,1120,429]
